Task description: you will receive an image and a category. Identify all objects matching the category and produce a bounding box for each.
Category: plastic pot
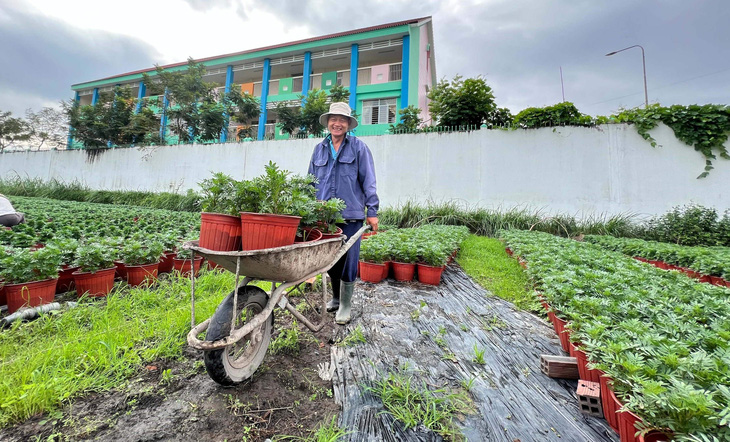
[125,262,159,287]
[4,278,58,314]
[391,262,416,281]
[73,268,116,297]
[173,257,204,277]
[359,261,385,283]
[200,212,242,252]
[417,263,445,286]
[57,265,80,294]
[240,212,301,251]
[158,252,177,274]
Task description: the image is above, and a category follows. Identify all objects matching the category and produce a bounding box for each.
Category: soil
[0,265,620,442]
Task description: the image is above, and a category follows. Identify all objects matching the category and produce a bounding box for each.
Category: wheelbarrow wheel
[204,285,273,386]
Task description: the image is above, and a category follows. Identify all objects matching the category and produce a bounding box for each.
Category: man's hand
[366,216,378,232]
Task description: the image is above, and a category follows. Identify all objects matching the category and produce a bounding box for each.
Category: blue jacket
[308,134,379,220]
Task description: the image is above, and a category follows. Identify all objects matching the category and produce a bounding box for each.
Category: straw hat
[319,102,358,129]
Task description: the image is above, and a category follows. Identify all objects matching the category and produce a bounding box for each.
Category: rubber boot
[335,281,354,325]
[327,277,340,312]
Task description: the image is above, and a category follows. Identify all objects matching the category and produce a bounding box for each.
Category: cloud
[0,4,160,116]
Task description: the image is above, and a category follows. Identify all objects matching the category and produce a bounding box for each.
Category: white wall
[1,124,728,218]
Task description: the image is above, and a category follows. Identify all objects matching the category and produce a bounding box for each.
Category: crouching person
[0,194,25,228]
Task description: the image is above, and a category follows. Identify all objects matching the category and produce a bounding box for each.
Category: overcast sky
[1,0,728,118]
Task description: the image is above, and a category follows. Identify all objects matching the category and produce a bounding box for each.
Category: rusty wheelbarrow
[184,224,368,385]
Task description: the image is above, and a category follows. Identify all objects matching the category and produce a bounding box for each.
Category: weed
[472,344,486,365]
[410,300,427,321]
[364,371,471,440]
[441,352,458,363]
[459,324,469,332]
[339,325,366,347]
[270,321,302,355]
[460,376,477,391]
[226,394,250,416]
[480,314,506,331]
[159,368,174,385]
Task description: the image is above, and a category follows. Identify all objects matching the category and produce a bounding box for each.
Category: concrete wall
[1,124,728,218]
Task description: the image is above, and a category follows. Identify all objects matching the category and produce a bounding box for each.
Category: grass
[274,415,349,441]
[0,177,199,212]
[0,270,237,427]
[338,325,366,347]
[365,371,471,441]
[456,235,537,311]
[379,200,644,238]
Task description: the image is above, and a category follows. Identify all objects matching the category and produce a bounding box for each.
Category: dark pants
[327,220,363,284]
[0,213,24,227]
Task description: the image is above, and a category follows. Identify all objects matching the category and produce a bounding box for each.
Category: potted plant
[173,246,204,277]
[0,247,62,314]
[198,172,242,252]
[158,233,180,274]
[358,237,386,283]
[48,237,80,293]
[391,235,418,282]
[72,243,117,297]
[120,240,164,286]
[237,162,315,250]
[417,240,450,286]
[306,198,346,239]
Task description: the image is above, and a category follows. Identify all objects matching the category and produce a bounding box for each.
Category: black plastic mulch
[330,264,618,442]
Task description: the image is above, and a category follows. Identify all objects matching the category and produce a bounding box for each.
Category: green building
[69,16,437,145]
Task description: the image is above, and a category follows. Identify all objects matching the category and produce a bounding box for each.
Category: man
[0,194,25,227]
[308,102,379,325]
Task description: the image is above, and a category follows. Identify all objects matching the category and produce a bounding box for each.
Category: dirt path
[0,264,617,441]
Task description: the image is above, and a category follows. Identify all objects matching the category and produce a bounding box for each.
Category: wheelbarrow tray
[182,236,345,282]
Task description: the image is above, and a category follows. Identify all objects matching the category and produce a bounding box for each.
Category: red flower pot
[574,348,601,383]
[382,261,391,280]
[359,261,385,283]
[417,263,445,286]
[114,260,127,281]
[505,247,513,256]
[125,263,159,287]
[296,228,323,243]
[73,268,116,297]
[618,403,643,442]
[158,252,177,274]
[4,278,58,314]
[698,274,712,283]
[392,262,416,281]
[552,314,571,352]
[600,376,620,434]
[0,281,5,306]
[57,265,80,294]
[319,226,343,240]
[200,212,242,252]
[709,275,725,286]
[240,212,301,251]
[639,430,673,442]
[173,257,204,277]
[362,231,377,239]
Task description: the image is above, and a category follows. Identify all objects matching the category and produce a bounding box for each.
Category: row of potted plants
[584,234,730,285]
[500,229,729,441]
[359,225,469,285]
[0,235,202,314]
[198,162,346,252]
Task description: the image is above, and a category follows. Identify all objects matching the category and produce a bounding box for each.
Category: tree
[427,75,497,127]
[328,84,350,103]
[486,107,513,127]
[275,88,329,137]
[0,110,31,152]
[25,107,68,150]
[389,105,423,133]
[224,87,260,141]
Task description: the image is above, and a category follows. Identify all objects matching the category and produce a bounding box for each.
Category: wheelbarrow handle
[327,224,371,268]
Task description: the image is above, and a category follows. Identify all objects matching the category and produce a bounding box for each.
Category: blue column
[66,91,80,149]
[348,44,359,111]
[257,58,271,140]
[400,35,410,111]
[159,87,169,142]
[301,51,312,103]
[220,65,234,143]
[135,81,146,113]
[91,88,99,105]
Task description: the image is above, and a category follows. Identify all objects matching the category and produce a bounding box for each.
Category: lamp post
[605,45,648,108]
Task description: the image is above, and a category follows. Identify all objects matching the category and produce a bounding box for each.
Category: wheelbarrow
[184,224,369,386]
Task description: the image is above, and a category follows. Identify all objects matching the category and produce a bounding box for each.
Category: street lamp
[605,45,648,108]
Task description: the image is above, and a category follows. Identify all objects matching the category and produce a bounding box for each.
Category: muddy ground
[0,264,618,441]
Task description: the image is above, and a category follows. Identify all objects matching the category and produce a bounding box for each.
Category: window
[336,71,350,87]
[362,98,397,125]
[389,64,402,82]
[292,77,303,93]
